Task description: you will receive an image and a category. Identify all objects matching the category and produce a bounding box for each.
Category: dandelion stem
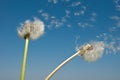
[45,51,80,80]
[20,37,29,80]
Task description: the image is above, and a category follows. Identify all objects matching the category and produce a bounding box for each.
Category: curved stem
[20,38,29,80]
[45,51,80,80]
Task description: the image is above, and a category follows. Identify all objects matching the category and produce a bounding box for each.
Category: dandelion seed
[79,41,105,62]
[18,18,45,40]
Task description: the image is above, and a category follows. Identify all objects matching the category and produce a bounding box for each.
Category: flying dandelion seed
[96,33,120,54]
[17,18,45,80]
[45,41,104,80]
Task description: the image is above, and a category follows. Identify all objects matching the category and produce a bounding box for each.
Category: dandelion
[45,41,105,80]
[17,18,45,80]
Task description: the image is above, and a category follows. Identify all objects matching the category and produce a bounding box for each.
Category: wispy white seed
[17,18,45,40]
[79,41,105,62]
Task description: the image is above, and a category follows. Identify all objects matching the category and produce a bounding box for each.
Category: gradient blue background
[0,0,120,80]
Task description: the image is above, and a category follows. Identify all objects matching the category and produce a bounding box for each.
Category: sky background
[0,0,120,80]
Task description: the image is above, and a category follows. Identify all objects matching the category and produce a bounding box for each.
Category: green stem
[20,37,29,80]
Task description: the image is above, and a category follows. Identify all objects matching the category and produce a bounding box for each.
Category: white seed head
[17,18,45,40]
[79,41,105,62]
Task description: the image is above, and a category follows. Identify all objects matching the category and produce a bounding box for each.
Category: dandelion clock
[79,41,105,62]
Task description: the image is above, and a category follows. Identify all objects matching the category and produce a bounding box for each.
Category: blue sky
[0,0,120,80]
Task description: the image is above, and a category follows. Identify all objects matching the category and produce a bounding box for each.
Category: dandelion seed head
[79,41,105,62]
[17,18,45,40]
